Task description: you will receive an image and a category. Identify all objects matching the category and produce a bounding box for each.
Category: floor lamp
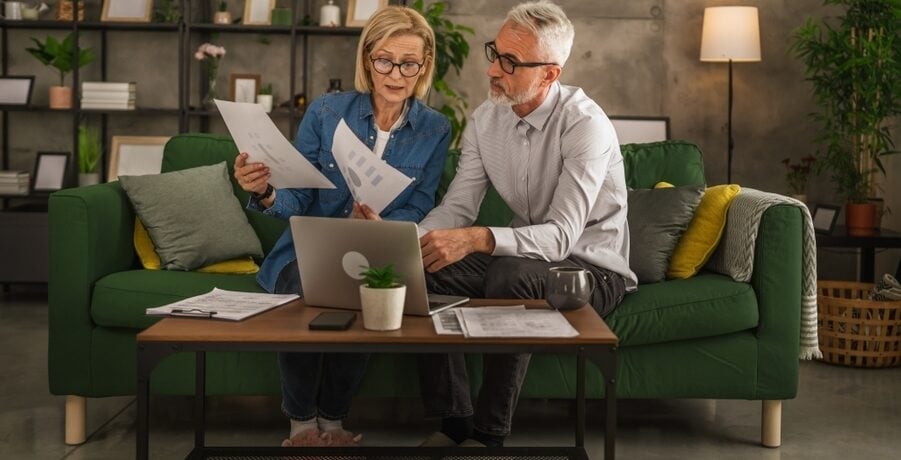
[700,6,761,184]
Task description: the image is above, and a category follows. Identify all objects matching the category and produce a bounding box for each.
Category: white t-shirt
[373,101,409,158]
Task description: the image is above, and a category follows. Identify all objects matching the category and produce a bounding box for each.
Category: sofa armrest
[48,182,136,396]
[750,205,804,399]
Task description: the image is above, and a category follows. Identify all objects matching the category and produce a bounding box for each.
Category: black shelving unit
[0,0,377,203]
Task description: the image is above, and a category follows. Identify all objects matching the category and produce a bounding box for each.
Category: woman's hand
[351,202,382,221]
[234,152,271,195]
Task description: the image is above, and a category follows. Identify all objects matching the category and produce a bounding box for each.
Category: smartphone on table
[308,311,356,330]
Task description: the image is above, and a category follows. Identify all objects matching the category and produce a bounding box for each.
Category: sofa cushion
[120,162,264,271]
[667,184,741,279]
[621,141,707,189]
[134,218,260,274]
[92,270,265,329]
[627,186,703,283]
[607,274,758,347]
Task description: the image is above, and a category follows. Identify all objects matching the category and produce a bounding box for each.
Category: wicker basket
[817,281,901,368]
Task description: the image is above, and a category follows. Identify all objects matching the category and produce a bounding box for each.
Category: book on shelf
[82,81,137,92]
[0,171,30,195]
[81,91,136,102]
[80,101,136,110]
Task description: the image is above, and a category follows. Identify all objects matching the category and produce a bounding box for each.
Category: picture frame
[108,136,171,181]
[31,152,70,193]
[0,76,35,106]
[609,116,671,145]
[812,203,841,235]
[101,0,153,23]
[243,0,275,25]
[346,0,388,27]
[230,73,261,103]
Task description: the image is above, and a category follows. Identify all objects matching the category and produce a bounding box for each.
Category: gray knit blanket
[705,188,822,360]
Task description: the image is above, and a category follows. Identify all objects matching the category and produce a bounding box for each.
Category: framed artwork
[609,116,671,145]
[230,73,261,103]
[346,0,387,27]
[0,76,35,106]
[108,136,171,181]
[32,152,69,193]
[101,0,153,22]
[812,203,841,235]
[243,0,275,25]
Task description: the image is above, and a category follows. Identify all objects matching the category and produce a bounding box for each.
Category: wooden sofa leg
[65,395,86,445]
[761,400,782,448]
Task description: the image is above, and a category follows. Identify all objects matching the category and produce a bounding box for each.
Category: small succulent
[360,264,403,289]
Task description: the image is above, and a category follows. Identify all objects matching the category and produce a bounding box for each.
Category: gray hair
[506,1,575,67]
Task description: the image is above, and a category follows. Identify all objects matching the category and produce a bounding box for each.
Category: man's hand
[420,227,495,273]
[351,202,381,221]
[234,152,270,196]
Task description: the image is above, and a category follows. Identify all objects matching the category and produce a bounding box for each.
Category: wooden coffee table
[136,299,619,459]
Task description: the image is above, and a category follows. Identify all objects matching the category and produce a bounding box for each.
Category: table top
[816,226,901,247]
[137,298,618,347]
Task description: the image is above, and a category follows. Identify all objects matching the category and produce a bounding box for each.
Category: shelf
[187,23,363,36]
[1,106,179,115]
[0,19,74,30]
[0,19,178,32]
[188,107,297,119]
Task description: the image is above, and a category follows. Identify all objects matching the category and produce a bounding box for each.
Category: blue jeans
[418,254,625,436]
[274,261,369,421]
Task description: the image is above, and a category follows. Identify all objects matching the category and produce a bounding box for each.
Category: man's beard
[487,77,542,106]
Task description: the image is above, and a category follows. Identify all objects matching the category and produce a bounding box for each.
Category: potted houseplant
[359,264,405,331]
[213,1,231,24]
[77,124,101,186]
[781,155,816,204]
[257,83,274,113]
[791,0,901,235]
[26,33,94,109]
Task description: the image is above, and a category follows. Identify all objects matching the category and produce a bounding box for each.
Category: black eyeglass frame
[369,57,424,78]
[484,41,558,75]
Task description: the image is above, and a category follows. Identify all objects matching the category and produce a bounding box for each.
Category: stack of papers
[433,305,579,338]
[81,82,136,110]
[146,288,299,321]
[0,171,29,195]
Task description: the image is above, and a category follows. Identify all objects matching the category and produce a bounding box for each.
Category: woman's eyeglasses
[484,41,557,75]
[370,58,423,77]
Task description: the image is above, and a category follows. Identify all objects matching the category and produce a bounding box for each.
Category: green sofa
[49,134,802,446]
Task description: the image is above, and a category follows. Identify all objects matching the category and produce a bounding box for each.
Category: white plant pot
[78,172,100,187]
[360,284,406,331]
[257,94,273,113]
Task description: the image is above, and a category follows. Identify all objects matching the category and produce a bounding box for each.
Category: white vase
[319,0,340,27]
[257,94,273,113]
[78,172,100,187]
[359,285,405,331]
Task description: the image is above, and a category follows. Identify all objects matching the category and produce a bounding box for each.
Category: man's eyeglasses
[370,57,423,77]
[484,41,557,75]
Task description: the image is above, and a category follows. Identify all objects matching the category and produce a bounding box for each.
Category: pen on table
[171,308,218,316]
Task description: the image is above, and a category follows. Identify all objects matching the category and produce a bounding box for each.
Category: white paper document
[331,119,413,214]
[458,307,579,338]
[215,99,335,190]
[146,288,299,321]
[432,305,526,335]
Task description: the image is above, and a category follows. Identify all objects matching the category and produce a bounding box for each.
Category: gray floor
[2,286,899,460]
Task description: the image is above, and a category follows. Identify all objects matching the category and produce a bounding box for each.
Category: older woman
[233,6,449,447]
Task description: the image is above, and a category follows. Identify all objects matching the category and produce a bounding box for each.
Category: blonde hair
[354,6,436,100]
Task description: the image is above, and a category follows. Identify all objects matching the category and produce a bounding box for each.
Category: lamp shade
[700,6,761,62]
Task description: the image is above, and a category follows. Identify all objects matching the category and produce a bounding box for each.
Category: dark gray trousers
[418,253,626,436]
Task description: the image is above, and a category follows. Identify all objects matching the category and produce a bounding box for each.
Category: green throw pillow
[119,162,263,271]
[627,186,704,283]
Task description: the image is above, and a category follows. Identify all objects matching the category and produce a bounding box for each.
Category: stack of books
[81,82,136,110]
[0,171,30,195]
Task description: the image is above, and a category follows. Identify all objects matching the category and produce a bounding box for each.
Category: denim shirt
[249,91,451,293]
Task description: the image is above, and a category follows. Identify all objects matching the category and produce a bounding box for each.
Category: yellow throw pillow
[666,184,741,279]
[134,218,260,274]
[655,181,675,189]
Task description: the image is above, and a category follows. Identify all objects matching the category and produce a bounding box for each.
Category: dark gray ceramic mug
[546,267,596,311]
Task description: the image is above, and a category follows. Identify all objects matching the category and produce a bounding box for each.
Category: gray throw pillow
[119,162,263,271]
[628,186,704,283]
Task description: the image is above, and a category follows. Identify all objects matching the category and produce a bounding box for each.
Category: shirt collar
[358,95,421,130]
[520,82,560,132]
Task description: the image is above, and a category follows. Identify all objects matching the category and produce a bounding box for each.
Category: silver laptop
[290,216,469,316]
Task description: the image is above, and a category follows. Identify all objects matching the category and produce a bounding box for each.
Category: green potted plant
[26,33,94,109]
[791,0,901,235]
[77,124,102,186]
[358,264,405,331]
[781,155,816,203]
[213,1,231,24]
[257,83,274,113]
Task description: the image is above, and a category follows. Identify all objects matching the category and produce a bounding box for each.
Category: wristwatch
[252,184,275,201]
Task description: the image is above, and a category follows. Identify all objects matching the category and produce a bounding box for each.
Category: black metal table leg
[194,351,206,449]
[576,348,585,447]
[136,343,179,460]
[588,346,617,460]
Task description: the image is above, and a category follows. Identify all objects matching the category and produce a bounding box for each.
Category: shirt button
[329,163,335,168]
[369,135,374,139]
[412,177,416,181]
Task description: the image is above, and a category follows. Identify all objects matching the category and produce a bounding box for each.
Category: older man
[417,0,637,448]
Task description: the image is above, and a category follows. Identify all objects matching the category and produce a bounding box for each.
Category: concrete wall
[2,0,898,279]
